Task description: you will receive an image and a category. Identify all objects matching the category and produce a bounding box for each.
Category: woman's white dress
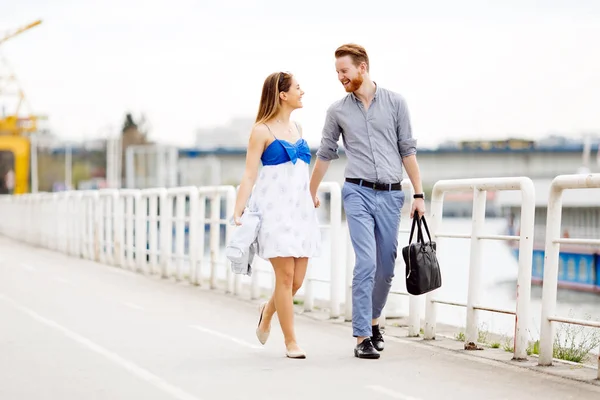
[247,137,321,260]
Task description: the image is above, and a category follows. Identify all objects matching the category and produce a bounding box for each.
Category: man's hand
[410,198,426,219]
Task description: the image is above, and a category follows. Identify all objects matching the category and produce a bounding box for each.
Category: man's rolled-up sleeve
[396,96,417,158]
[316,105,341,161]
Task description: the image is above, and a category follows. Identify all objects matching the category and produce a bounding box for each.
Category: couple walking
[232,43,426,359]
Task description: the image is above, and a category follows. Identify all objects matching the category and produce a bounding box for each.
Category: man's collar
[351,81,379,102]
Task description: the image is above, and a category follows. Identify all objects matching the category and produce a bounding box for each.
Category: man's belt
[345,178,402,191]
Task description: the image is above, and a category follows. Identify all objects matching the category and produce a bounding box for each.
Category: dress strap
[263,123,277,140]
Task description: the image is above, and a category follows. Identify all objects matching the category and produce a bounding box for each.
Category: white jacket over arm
[225,210,261,276]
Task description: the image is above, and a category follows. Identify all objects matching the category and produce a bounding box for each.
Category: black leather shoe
[371,324,384,352]
[354,338,380,359]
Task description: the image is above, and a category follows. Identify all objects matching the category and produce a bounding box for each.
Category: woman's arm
[233,124,269,224]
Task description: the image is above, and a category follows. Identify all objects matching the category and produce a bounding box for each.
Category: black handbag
[402,215,442,295]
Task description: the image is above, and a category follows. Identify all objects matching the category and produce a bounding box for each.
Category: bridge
[1,174,600,399]
[174,142,600,189]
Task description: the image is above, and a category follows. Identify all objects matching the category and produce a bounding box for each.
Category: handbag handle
[420,215,433,242]
[408,215,434,244]
[408,215,425,245]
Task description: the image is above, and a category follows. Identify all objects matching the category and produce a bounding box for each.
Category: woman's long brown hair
[255,71,293,126]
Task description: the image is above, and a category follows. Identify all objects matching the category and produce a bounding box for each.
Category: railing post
[193,194,206,285]
[111,191,122,266]
[187,187,199,285]
[424,184,444,340]
[135,194,147,273]
[408,293,420,337]
[209,192,220,289]
[72,192,83,257]
[175,193,186,280]
[93,192,101,262]
[304,259,315,312]
[345,225,354,322]
[329,183,342,318]
[538,182,564,366]
[158,190,169,277]
[105,192,115,265]
[465,188,486,348]
[148,194,159,273]
[224,187,237,295]
[125,192,137,269]
[513,178,535,360]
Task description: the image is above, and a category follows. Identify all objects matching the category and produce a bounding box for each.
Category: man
[309,43,426,359]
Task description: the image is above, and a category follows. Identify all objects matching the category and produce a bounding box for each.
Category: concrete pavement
[1,236,599,400]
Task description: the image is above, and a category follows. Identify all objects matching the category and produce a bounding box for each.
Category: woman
[233,71,321,359]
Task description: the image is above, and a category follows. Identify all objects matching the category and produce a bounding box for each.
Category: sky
[1,0,599,149]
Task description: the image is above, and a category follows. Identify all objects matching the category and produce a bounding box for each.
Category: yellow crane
[0,19,42,136]
[0,19,42,195]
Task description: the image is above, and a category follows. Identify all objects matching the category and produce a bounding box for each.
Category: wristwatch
[413,193,424,199]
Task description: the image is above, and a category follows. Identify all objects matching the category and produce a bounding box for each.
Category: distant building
[195,117,253,149]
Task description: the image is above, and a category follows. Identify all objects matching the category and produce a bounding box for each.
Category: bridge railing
[8,176,600,369]
[423,177,536,360]
[0,183,345,319]
[538,174,600,378]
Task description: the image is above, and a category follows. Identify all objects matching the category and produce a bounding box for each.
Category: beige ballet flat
[286,347,307,359]
[255,302,270,345]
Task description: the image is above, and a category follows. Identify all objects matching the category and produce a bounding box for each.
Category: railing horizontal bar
[308,278,330,284]
[435,233,472,239]
[477,234,520,241]
[432,299,467,307]
[548,316,600,329]
[473,305,516,315]
[553,238,600,246]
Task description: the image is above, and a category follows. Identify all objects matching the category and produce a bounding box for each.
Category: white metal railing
[7,175,600,371]
[196,186,235,290]
[423,177,535,360]
[538,173,600,378]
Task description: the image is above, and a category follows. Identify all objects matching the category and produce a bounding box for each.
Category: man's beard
[343,73,364,93]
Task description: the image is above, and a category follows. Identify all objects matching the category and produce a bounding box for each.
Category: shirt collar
[351,81,379,102]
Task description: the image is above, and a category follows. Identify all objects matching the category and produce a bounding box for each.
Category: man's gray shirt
[316,85,417,184]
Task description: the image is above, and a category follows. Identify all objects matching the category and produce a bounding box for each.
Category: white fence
[423,177,535,360]
[0,174,599,370]
[538,174,600,378]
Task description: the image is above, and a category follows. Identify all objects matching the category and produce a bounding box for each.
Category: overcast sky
[1,0,599,148]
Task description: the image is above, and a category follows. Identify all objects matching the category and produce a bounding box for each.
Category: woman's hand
[312,194,320,208]
[233,209,244,226]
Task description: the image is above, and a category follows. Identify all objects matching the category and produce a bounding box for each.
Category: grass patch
[477,323,490,344]
[502,336,514,353]
[526,340,540,356]
[455,331,465,341]
[552,314,600,363]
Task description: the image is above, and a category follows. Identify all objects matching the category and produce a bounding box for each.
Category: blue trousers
[342,181,405,337]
